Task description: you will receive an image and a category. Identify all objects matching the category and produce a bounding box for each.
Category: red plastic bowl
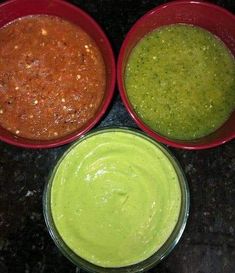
[117,0,235,150]
[0,0,115,148]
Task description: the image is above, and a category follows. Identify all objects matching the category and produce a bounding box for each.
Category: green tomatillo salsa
[125,24,235,140]
[50,129,182,267]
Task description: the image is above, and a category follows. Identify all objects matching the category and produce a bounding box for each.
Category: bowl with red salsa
[0,0,115,148]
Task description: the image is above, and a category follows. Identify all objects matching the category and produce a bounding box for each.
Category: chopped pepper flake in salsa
[0,15,106,140]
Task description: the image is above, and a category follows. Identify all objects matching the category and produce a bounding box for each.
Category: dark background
[0,0,235,273]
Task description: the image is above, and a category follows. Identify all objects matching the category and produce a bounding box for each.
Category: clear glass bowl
[43,127,190,273]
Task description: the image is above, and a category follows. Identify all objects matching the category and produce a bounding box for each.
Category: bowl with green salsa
[117,1,235,149]
[43,128,189,272]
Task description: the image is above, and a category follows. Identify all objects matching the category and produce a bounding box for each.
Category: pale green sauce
[51,130,181,267]
[125,24,235,140]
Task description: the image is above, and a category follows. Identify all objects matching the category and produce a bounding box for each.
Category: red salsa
[0,15,106,140]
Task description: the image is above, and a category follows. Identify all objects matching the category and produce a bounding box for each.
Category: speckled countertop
[0,0,235,273]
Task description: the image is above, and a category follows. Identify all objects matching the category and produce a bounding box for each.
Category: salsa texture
[125,24,235,140]
[51,130,181,267]
[0,16,105,140]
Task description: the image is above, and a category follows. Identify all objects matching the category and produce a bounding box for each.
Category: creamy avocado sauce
[125,24,235,140]
[51,130,181,267]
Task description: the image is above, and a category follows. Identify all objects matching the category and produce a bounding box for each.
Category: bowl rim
[117,0,235,150]
[0,0,116,149]
[43,127,190,273]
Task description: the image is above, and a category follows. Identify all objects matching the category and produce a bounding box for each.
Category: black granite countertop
[0,1,235,273]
